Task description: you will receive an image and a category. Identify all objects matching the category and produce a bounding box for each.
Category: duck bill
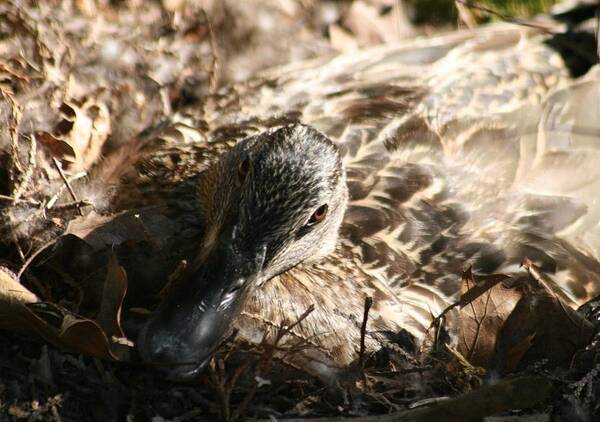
[137,233,266,381]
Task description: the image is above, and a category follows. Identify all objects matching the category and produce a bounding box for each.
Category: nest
[1,1,600,421]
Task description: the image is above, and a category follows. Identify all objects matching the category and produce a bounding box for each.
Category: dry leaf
[492,261,597,374]
[3,301,120,360]
[96,253,128,340]
[0,266,39,307]
[457,269,521,369]
[452,259,597,374]
[65,211,117,247]
[0,267,41,334]
[35,131,77,162]
[457,269,511,308]
[0,265,130,360]
[58,314,117,359]
[38,99,110,172]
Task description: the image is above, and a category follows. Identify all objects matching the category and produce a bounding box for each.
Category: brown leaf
[39,99,110,172]
[454,261,597,373]
[493,281,596,374]
[64,210,174,303]
[458,268,511,308]
[65,211,116,247]
[96,254,128,340]
[9,302,121,360]
[0,266,39,307]
[0,267,128,361]
[0,267,41,334]
[457,269,522,368]
[35,131,77,162]
[59,314,117,359]
[504,332,536,372]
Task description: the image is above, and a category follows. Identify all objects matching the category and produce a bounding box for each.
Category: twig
[208,357,232,421]
[275,304,315,344]
[358,296,373,368]
[521,258,575,306]
[230,305,316,421]
[521,258,583,328]
[0,194,40,205]
[200,8,219,95]
[44,171,87,210]
[456,0,599,67]
[226,360,253,422]
[11,231,25,262]
[51,158,83,216]
[49,199,93,211]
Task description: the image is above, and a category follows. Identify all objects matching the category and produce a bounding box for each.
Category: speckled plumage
[87,23,600,376]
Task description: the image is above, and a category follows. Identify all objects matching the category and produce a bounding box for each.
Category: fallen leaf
[504,332,536,373]
[0,266,39,306]
[450,258,598,374]
[35,131,77,162]
[0,266,41,334]
[492,263,597,374]
[457,269,521,369]
[0,270,129,361]
[96,253,128,340]
[59,314,117,359]
[65,211,117,247]
[4,301,120,360]
[38,99,110,172]
[458,269,511,309]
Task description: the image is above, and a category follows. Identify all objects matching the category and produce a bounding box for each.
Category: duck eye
[238,158,250,183]
[307,204,328,226]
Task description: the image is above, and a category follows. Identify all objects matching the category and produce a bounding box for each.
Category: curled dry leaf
[0,266,39,307]
[65,210,117,248]
[452,262,597,374]
[0,266,40,333]
[37,99,110,172]
[456,268,521,369]
[96,254,129,348]
[492,260,597,374]
[0,260,131,360]
[0,297,119,360]
[35,131,77,162]
[58,314,117,359]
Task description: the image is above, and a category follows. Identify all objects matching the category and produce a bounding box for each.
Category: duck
[5,18,600,382]
[92,21,594,380]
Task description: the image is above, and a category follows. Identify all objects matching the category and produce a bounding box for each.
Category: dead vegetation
[1,0,600,421]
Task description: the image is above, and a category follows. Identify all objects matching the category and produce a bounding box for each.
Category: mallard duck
[22,21,600,381]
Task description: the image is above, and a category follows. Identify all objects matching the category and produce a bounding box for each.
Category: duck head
[137,124,348,380]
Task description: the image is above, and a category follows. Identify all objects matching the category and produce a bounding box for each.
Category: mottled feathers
[96,23,600,369]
